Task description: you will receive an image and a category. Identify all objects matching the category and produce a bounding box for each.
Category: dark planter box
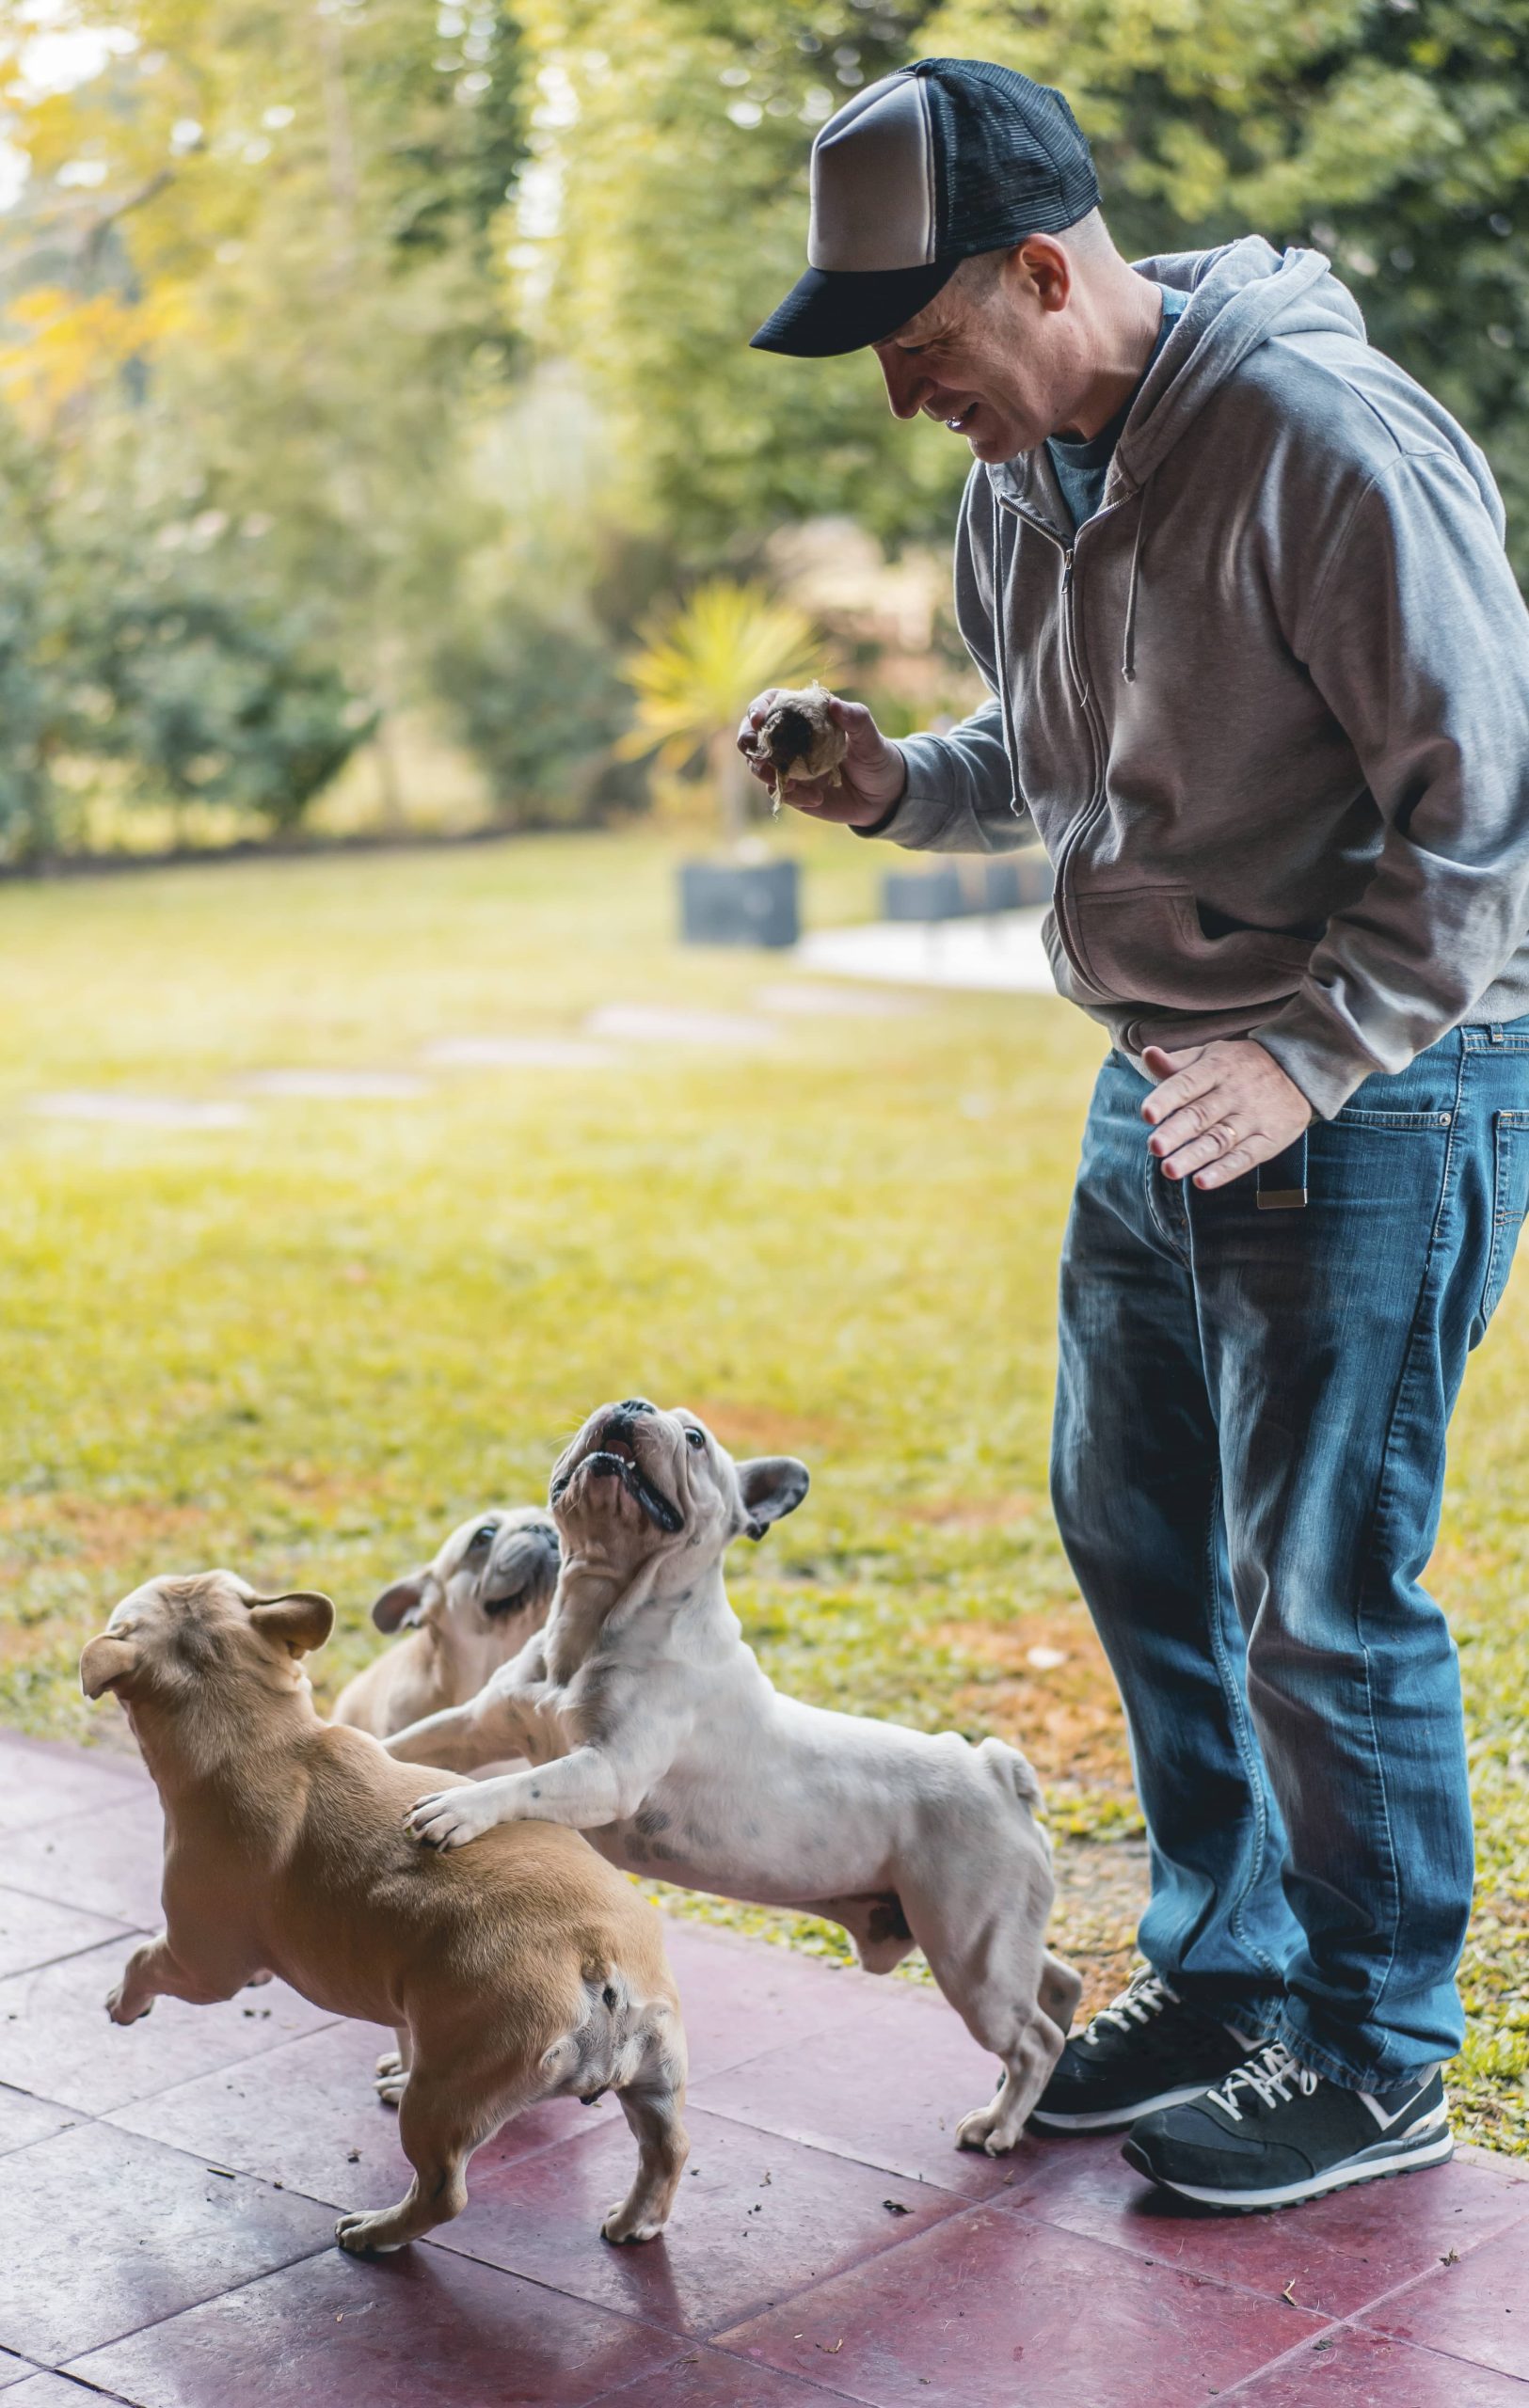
[883,867,966,922]
[990,854,1055,909]
[678,858,800,948]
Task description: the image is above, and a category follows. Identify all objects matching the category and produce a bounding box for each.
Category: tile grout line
[587,2335,868,2408]
[1208,2212,1529,2401]
[430,2171,971,2353]
[677,2090,1007,2201]
[58,2241,342,2385]
[991,2168,1529,2325]
[1213,2316,1529,2400]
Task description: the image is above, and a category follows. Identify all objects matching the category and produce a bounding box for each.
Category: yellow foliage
[0,285,188,436]
[619,578,829,773]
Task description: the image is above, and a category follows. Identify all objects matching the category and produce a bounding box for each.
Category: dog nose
[615,1399,655,1418]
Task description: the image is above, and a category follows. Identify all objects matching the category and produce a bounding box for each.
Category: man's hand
[1141,1039,1312,1189]
[737,689,907,828]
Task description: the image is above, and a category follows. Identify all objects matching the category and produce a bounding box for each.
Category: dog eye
[684,1429,705,1451]
[470,1523,498,1549]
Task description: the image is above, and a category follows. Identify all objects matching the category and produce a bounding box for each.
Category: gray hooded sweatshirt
[876,236,1529,1117]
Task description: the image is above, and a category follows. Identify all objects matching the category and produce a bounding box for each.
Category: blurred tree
[520,0,1529,576]
[0,416,72,855]
[0,0,531,816]
[0,405,370,856]
[7,0,1529,853]
[87,578,370,831]
[512,0,968,561]
[924,0,1529,575]
[620,578,823,841]
[432,595,631,825]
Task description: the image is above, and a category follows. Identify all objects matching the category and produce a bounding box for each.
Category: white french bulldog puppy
[331,1507,560,1742]
[388,1400,1080,2154]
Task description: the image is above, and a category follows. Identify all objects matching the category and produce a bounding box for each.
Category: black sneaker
[1123,2041,1452,2211]
[1029,1968,1256,2134]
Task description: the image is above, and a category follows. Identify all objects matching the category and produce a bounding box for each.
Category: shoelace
[1206,2041,1319,2122]
[1083,1967,1181,2048]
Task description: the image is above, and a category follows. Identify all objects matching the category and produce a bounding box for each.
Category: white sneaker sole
[1126,2124,1454,2211]
[1030,2082,1218,2133]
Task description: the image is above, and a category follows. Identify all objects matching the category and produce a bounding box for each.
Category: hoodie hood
[991,237,1362,514]
[990,240,1369,687]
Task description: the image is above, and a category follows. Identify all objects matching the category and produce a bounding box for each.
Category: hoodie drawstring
[1121,482,1149,685]
[992,486,1025,821]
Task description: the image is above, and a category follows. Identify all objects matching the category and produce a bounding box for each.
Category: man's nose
[876,347,928,421]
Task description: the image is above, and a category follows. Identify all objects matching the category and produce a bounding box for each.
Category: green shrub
[431,598,633,827]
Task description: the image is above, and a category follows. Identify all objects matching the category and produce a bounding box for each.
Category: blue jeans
[1051,1021,1529,2088]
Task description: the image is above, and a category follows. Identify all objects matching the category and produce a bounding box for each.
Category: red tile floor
[2,1728,1527,2407]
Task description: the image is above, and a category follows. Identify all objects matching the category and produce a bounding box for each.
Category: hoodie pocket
[1070,888,1313,1011]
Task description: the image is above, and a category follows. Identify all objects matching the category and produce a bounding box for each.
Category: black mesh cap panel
[916,57,1101,258]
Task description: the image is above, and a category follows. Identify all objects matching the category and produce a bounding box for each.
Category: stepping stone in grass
[754,980,924,1019]
[420,1036,617,1069]
[29,1092,247,1130]
[239,1069,427,1101]
[586,1004,780,1049]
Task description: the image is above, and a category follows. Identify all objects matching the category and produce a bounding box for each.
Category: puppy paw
[955,2099,1022,2156]
[601,2198,666,2244]
[404,1788,496,1851]
[105,1982,151,2025]
[374,2052,408,2107]
[335,2210,410,2256]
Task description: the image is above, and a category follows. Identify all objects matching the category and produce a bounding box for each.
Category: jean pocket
[1480,1111,1529,1330]
[1333,1106,1456,1131]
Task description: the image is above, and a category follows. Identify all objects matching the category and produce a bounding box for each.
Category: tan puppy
[81,1571,687,2255]
[331,1507,560,1740]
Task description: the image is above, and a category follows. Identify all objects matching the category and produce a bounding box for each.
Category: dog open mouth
[555,1437,682,1533]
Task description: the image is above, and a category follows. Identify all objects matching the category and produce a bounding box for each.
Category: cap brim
[749,260,957,357]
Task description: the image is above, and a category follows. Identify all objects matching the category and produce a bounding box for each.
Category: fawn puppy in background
[331,1506,560,1741]
[82,1570,688,2253]
[390,1400,1081,2155]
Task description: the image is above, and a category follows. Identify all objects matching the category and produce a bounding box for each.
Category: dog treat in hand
[749,684,848,791]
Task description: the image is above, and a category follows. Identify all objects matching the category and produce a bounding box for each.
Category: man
[741,56,1529,2211]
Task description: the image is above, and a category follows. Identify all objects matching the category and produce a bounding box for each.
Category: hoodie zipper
[996,488,1123,992]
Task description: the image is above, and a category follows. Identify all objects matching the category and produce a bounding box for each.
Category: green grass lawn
[1,828,1523,2151]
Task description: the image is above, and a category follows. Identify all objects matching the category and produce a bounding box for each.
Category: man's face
[872,237,1078,464]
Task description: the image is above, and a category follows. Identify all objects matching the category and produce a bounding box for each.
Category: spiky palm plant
[620,578,827,845]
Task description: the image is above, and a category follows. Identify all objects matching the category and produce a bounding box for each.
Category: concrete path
[795,908,1060,994]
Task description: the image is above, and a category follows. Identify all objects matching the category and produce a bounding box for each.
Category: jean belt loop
[1490,1022,1505,1046]
[1256,1127,1308,1212]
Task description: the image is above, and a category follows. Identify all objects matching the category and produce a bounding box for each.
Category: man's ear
[80,1635,138,1701]
[371,1570,429,1633]
[247,1591,335,1657]
[736,1457,810,1541]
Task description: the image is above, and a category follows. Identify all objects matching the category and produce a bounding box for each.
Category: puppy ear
[80,1635,138,1700]
[247,1591,335,1657]
[736,1457,810,1542]
[484,1525,560,1617]
[371,1570,429,1633]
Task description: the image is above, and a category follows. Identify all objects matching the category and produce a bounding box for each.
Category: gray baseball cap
[751,56,1101,358]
